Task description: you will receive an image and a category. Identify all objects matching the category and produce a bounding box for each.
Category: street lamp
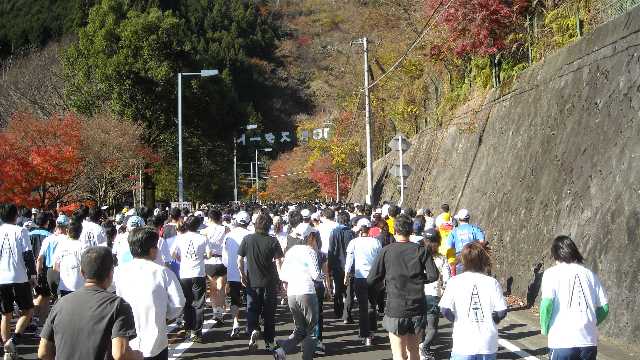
[177,69,219,203]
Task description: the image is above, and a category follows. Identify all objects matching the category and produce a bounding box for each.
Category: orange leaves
[0,112,83,208]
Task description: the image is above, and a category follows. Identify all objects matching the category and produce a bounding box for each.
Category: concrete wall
[348,6,640,344]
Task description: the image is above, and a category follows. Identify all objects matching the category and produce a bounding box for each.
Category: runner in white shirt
[53,221,85,296]
[171,215,209,342]
[439,242,507,360]
[115,227,185,359]
[0,204,37,358]
[540,236,609,360]
[344,218,382,345]
[222,211,252,337]
[79,207,107,248]
[273,223,322,360]
[200,209,228,325]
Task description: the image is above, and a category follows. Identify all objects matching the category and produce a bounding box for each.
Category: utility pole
[255,149,259,202]
[233,138,238,202]
[353,37,374,205]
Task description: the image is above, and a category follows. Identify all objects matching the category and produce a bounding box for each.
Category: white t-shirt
[439,272,507,355]
[172,232,207,279]
[53,238,85,292]
[114,258,185,357]
[159,235,178,264]
[541,262,608,348]
[280,245,321,296]
[424,255,451,297]
[317,219,338,254]
[79,220,107,248]
[112,232,132,265]
[201,223,226,265]
[222,227,251,282]
[0,223,31,284]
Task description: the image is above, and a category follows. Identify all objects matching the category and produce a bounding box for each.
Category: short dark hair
[88,207,102,222]
[81,246,114,283]
[254,214,273,234]
[0,204,18,223]
[208,209,222,222]
[102,221,117,248]
[461,242,491,273]
[551,235,584,264]
[35,212,49,227]
[288,210,303,229]
[394,214,413,236]
[337,211,350,225]
[68,221,83,240]
[128,227,159,258]
[388,205,400,217]
[184,215,201,232]
[441,204,450,213]
[321,208,335,220]
[170,207,182,221]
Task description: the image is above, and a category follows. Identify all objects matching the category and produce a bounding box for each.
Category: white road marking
[498,338,541,360]
[168,318,217,359]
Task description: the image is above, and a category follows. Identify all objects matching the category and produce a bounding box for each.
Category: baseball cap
[126,216,145,229]
[301,209,311,219]
[153,208,161,216]
[311,211,321,221]
[454,209,470,220]
[292,223,318,240]
[194,210,204,217]
[126,208,137,216]
[356,218,371,229]
[115,213,124,224]
[413,220,425,235]
[236,211,251,225]
[56,214,70,227]
[416,208,425,216]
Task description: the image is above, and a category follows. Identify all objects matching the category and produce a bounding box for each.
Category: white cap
[356,218,372,229]
[194,210,204,217]
[381,204,390,218]
[454,209,470,220]
[416,208,425,216]
[311,211,321,221]
[236,211,251,225]
[292,223,317,240]
[153,208,161,216]
[301,209,311,219]
[115,213,124,224]
[373,208,382,215]
[126,208,137,216]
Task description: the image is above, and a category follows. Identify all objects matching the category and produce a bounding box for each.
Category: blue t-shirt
[447,223,484,255]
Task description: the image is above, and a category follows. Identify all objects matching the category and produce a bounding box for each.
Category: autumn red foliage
[427,0,529,57]
[0,112,82,208]
[309,156,351,200]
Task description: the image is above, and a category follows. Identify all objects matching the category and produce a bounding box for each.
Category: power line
[362,0,454,91]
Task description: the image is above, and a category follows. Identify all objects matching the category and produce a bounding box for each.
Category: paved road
[9,302,639,360]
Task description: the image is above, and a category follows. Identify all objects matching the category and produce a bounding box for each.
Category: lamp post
[177,69,219,203]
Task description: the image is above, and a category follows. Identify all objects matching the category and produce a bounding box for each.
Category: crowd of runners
[0,201,609,360]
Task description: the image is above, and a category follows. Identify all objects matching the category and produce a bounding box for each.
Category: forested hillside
[0,0,636,206]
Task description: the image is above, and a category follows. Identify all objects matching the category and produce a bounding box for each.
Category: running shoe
[3,339,16,355]
[248,330,260,350]
[315,340,326,354]
[364,336,374,346]
[265,342,275,351]
[273,347,286,360]
[230,326,241,338]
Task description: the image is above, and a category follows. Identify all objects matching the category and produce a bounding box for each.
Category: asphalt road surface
[8,301,639,360]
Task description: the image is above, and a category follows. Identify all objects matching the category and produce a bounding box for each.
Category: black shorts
[34,267,52,297]
[382,314,427,336]
[227,281,243,307]
[205,264,227,277]
[0,282,34,314]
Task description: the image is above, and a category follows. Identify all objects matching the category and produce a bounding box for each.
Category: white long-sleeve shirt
[344,236,382,279]
[115,258,185,357]
[280,245,321,296]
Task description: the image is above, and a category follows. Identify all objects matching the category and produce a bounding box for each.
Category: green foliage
[0,0,98,58]
[470,57,492,90]
[545,7,580,48]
